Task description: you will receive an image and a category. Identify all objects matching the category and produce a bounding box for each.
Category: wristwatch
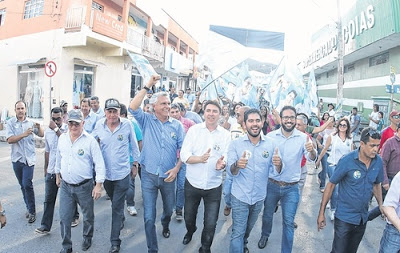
[53,127,60,132]
[0,209,5,216]
[143,86,150,91]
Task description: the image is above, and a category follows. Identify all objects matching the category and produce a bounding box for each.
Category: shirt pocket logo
[78,149,85,156]
[117,134,124,141]
[171,132,177,140]
[213,144,221,151]
[353,170,361,179]
[262,151,269,158]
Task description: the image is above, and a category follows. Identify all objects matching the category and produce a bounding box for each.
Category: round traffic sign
[45,61,57,77]
[390,73,396,84]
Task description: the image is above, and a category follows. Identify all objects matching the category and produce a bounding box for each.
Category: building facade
[0,0,198,121]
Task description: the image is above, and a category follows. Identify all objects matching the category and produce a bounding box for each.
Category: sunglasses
[363,129,381,139]
[339,123,347,128]
[68,121,81,127]
[392,115,400,119]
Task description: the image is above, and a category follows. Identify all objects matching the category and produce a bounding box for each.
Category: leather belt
[64,178,91,187]
[269,178,298,187]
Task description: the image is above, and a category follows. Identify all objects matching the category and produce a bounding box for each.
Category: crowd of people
[3,74,400,253]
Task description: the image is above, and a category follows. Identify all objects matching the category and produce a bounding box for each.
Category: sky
[137,0,355,64]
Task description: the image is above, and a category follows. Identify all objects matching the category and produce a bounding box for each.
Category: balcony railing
[143,36,165,62]
[126,27,144,49]
[65,6,86,32]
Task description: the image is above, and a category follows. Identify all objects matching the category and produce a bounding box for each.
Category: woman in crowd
[320,112,330,126]
[260,105,276,135]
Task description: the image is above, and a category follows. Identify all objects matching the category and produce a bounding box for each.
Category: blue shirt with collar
[184,111,203,124]
[267,128,316,183]
[330,149,383,225]
[92,117,140,181]
[92,107,105,118]
[83,111,98,133]
[227,134,277,205]
[129,107,184,177]
[6,117,38,166]
[45,123,68,174]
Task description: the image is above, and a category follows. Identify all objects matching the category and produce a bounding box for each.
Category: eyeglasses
[392,115,400,119]
[52,117,62,122]
[68,121,80,127]
[339,123,347,128]
[282,116,296,121]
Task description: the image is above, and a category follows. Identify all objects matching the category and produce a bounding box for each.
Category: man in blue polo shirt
[317,127,384,253]
[129,75,184,253]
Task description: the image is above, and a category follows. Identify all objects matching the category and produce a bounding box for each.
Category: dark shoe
[224,206,231,216]
[182,233,193,245]
[258,235,268,249]
[28,213,36,223]
[82,238,92,251]
[198,246,211,253]
[162,227,170,238]
[294,222,298,229]
[35,226,50,235]
[176,209,183,221]
[244,246,249,253]
[60,248,72,253]
[109,245,120,253]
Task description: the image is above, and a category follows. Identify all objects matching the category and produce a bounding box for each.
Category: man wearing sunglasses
[379,110,400,151]
[317,127,383,253]
[35,107,67,235]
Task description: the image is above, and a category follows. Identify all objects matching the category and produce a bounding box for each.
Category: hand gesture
[237,151,248,168]
[146,74,161,88]
[327,117,334,124]
[201,148,211,163]
[24,128,33,137]
[49,121,57,130]
[216,156,226,170]
[272,148,282,167]
[317,213,326,231]
[305,141,314,153]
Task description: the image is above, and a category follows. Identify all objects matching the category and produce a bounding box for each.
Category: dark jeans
[125,175,136,207]
[104,175,130,247]
[59,179,94,250]
[40,173,58,230]
[331,218,366,253]
[318,151,328,189]
[368,177,392,221]
[12,161,36,214]
[184,179,222,252]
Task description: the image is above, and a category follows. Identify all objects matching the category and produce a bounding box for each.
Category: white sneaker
[127,206,137,216]
[330,210,335,221]
[327,202,331,209]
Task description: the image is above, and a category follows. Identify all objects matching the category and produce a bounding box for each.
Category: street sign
[386,84,400,93]
[394,85,400,94]
[45,61,57,77]
[386,84,392,93]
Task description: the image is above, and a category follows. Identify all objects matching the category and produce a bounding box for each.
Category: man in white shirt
[369,104,380,130]
[180,100,231,253]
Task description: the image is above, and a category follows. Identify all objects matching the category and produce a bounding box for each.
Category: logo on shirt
[171,132,177,140]
[78,149,85,156]
[213,144,221,151]
[117,134,124,141]
[353,170,361,179]
[262,151,269,158]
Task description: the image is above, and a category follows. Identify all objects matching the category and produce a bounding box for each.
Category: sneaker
[127,206,137,216]
[28,213,36,223]
[35,227,50,234]
[71,218,80,227]
[224,206,231,216]
[176,209,183,221]
[320,188,325,193]
[330,210,335,221]
[25,211,30,219]
[327,202,331,209]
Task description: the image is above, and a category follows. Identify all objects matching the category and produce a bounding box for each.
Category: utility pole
[336,0,344,116]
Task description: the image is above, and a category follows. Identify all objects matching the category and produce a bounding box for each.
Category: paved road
[0,142,384,252]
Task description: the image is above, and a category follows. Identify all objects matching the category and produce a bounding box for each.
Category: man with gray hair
[129,75,185,253]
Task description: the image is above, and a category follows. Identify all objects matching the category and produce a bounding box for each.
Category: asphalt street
[0,141,385,253]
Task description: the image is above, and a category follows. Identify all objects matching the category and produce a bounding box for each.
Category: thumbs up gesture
[216,156,226,170]
[272,148,282,168]
[201,148,211,163]
[305,141,314,152]
[237,151,249,168]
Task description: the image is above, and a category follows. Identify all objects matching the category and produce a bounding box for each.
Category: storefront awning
[74,58,106,66]
[10,57,46,66]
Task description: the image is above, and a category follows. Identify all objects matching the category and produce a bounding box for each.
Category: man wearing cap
[129,75,184,253]
[35,107,68,234]
[90,96,105,118]
[60,100,69,124]
[56,109,105,253]
[379,110,400,151]
[327,103,335,117]
[317,127,383,253]
[80,98,98,134]
[6,100,44,223]
[92,98,139,253]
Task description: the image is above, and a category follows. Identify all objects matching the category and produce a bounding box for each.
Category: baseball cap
[105,98,121,110]
[147,89,153,94]
[390,110,399,117]
[60,100,68,107]
[68,109,83,123]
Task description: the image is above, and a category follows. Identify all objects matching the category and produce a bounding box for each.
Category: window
[344,63,355,73]
[73,65,94,108]
[92,1,103,12]
[369,52,389,67]
[0,9,5,26]
[23,0,44,19]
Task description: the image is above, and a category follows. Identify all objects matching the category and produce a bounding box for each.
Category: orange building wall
[167,18,198,53]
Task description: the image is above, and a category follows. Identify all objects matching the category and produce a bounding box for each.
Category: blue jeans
[104,175,130,247]
[327,164,339,211]
[379,223,400,253]
[184,179,222,252]
[176,163,186,211]
[223,173,233,208]
[230,195,263,253]
[12,161,36,214]
[59,179,94,251]
[318,152,328,189]
[40,173,58,230]
[261,181,299,253]
[141,169,175,253]
[125,175,136,207]
[332,218,366,253]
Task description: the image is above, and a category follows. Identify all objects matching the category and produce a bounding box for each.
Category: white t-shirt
[327,134,353,165]
[369,111,379,130]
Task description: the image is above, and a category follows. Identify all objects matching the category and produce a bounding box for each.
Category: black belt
[64,179,91,187]
[269,178,298,187]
